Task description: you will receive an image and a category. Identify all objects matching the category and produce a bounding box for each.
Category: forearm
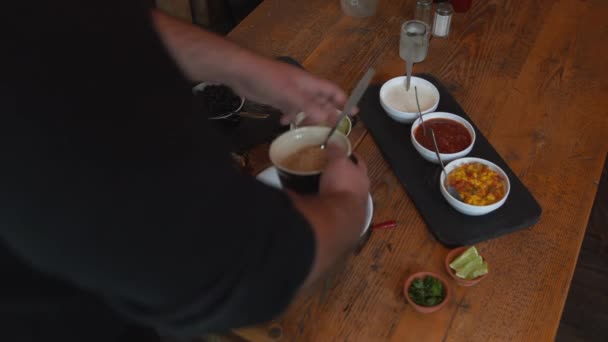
[150,8,349,124]
[288,192,367,290]
[150,9,255,84]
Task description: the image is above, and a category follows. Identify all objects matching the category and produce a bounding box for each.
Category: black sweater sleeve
[1,1,315,337]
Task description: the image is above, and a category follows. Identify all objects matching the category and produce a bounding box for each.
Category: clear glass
[400,20,430,90]
[415,0,433,26]
[341,0,379,18]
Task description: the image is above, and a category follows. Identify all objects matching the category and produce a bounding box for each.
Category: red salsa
[414,118,472,153]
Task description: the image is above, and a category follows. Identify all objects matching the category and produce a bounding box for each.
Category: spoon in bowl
[430,129,464,202]
[414,86,426,136]
[321,68,375,149]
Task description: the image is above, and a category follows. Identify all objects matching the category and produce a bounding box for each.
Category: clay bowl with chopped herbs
[404,271,451,313]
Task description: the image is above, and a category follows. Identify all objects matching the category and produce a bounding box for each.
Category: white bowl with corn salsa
[440,157,510,216]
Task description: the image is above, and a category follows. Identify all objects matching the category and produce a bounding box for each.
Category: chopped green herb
[408,276,445,307]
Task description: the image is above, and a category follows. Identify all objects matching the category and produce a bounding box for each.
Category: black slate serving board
[359,74,542,247]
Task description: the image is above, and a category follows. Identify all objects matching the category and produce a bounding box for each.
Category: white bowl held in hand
[379,76,440,123]
[411,112,476,164]
[440,157,511,216]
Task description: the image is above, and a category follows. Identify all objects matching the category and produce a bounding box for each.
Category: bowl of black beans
[192,82,245,120]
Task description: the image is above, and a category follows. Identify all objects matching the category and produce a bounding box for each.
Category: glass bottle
[415,0,433,27]
[341,0,379,18]
[400,20,430,90]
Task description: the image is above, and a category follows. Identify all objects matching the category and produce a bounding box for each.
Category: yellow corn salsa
[447,162,506,206]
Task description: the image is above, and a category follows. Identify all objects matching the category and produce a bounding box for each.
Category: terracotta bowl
[403,271,451,313]
[444,246,489,287]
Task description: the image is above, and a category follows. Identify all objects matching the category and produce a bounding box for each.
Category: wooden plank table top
[227,0,608,341]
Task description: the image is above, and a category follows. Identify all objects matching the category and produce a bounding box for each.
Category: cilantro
[408,276,445,307]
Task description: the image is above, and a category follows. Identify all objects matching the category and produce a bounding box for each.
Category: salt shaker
[432,2,453,37]
[415,0,433,27]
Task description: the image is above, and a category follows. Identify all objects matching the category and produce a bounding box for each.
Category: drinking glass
[400,20,430,90]
[341,0,379,17]
[415,0,433,26]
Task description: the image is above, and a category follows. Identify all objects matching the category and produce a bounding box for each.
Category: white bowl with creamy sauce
[379,76,440,123]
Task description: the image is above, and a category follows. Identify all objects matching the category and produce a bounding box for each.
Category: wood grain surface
[228,0,608,341]
[156,0,192,22]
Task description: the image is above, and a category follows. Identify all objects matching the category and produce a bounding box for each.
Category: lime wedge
[466,261,489,280]
[336,117,351,136]
[455,255,483,279]
[449,246,479,271]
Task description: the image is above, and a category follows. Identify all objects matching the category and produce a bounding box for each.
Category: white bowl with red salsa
[410,112,476,164]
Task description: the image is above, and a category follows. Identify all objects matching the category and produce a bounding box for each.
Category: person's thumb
[325,142,348,162]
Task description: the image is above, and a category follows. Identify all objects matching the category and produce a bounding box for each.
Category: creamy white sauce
[383,83,435,113]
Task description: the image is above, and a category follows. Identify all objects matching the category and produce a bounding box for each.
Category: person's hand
[149,13,347,125]
[286,144,369,289]
[319,144,369,225]
[231,54,348,125]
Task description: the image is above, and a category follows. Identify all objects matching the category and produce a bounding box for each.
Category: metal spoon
[405,61,413,91]
[414,86,426,136]
[430,129,464,202]
[236,111,270,119]
[321,68,375,149]
[208,110,270,120]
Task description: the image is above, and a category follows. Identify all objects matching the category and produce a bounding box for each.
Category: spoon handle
[405,61,414,91]
[430,129,447,174]
[237,112,270,119]
[322,68,375,147]
[431,129,463,201]
[414,86,426,136]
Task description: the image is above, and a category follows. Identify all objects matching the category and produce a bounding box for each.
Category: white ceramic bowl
[440,157,511,216]
[379,76,440,123]
[411,112,476,164]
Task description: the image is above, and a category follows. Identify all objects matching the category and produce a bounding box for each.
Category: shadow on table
[557,153,608,342]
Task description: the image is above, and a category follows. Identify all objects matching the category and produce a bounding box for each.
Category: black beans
[194,85,242,117]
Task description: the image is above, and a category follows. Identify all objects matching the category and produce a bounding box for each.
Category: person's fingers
[321,83,357,117]
[279,98,303,125]
[350,152,367,173]
[280,94,327,125]
[300,99,337,124]
[280,113,296,125]
[325,143,349,162]
[280,73,349,125]
[317,80,347,107]
[316,93,330,106]
[297,73,345,102]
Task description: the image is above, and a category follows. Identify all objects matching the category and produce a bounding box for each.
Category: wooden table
[227,0,608,340]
